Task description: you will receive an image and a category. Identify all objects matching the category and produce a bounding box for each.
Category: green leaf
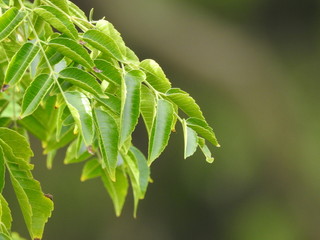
[186,117,219,147]
[67,0,87,20]
[34,5,77,39]
[95,93,121,115]
[166,88,205,121]
[0,127,33,161]
[129,146,149,198]
[120,70,145,145]
[4,42,40,85]
[93,59,122,85]
[50,0,69,14]
[18,115,47,141]
[0,7,27,43]
[0,117,11,128]
[0,140,53,239]
[182,119,198,159]
[0,194,12,232]
[49,37,94,69]
[140,59,171,93]
[148,99,174,165]
[101,168,128,217]
[59,67,103,97]
[198,137,214,163]
[95,19,126,56]
[21,74,54,118]
[140,85,156,136]
[0,146,5,192]
[93,109,119,181]
[64,138,92,164]
[83,29,124,62]
[80,158,100,182]
[64,91,94,146]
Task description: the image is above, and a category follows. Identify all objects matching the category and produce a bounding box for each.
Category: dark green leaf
[93,108,119,181]
[120,70,145,145]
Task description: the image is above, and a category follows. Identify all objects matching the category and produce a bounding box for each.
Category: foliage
[0,0,219,239]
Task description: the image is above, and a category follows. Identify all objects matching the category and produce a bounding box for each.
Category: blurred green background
[8,0,320,239]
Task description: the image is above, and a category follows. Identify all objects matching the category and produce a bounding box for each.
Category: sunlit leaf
[0,7,27,43]
[0,146,5,192]
[21,74,54,118]
[198,137,214,163]
[182,119,198,159]
[0,193,12,232]
[186,117,219,147]
[49,37,94,68]
[4,42,40,85]
[0,140,53,239]
[50,0,69,14]
[83,29,124,61]
[140,59,171,93]
[93,59,122,85]
[59,67,103,97]
[148,99,174,165]
[34,5,78,39]
[166,88,205,121]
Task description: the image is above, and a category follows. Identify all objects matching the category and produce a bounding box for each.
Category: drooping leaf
[140,85,156,136]
[0,127,33,161]
[49,37,94,68]
[148,99,174,165]
[0,146,5,192]
[101,167,128,217]
[198,137,214,163]
[93,108,119,181]
[186,117,219,147]
[0,7,27,43]
[21,74,54,118]
[0,140,53,239]
[64,91,94,146]
[95,93,121,115]
[81,158,101,181]
[18,115,47,141]
[182,119,198,159]
[93,59,122,85]
[0,193,12,232]
[64,137,92,164]
[83,29,124,61]
[59,67,103,97]
[4,42,40,85]
[129,146,149,198]
[166,88,205,121]
[140,59,171,93]
[120,70,145,145]
[34,5,77,39]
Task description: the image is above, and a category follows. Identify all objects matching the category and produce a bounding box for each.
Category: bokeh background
[8,0,320,239]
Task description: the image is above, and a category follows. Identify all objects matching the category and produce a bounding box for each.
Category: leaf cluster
[0,0,219,239]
